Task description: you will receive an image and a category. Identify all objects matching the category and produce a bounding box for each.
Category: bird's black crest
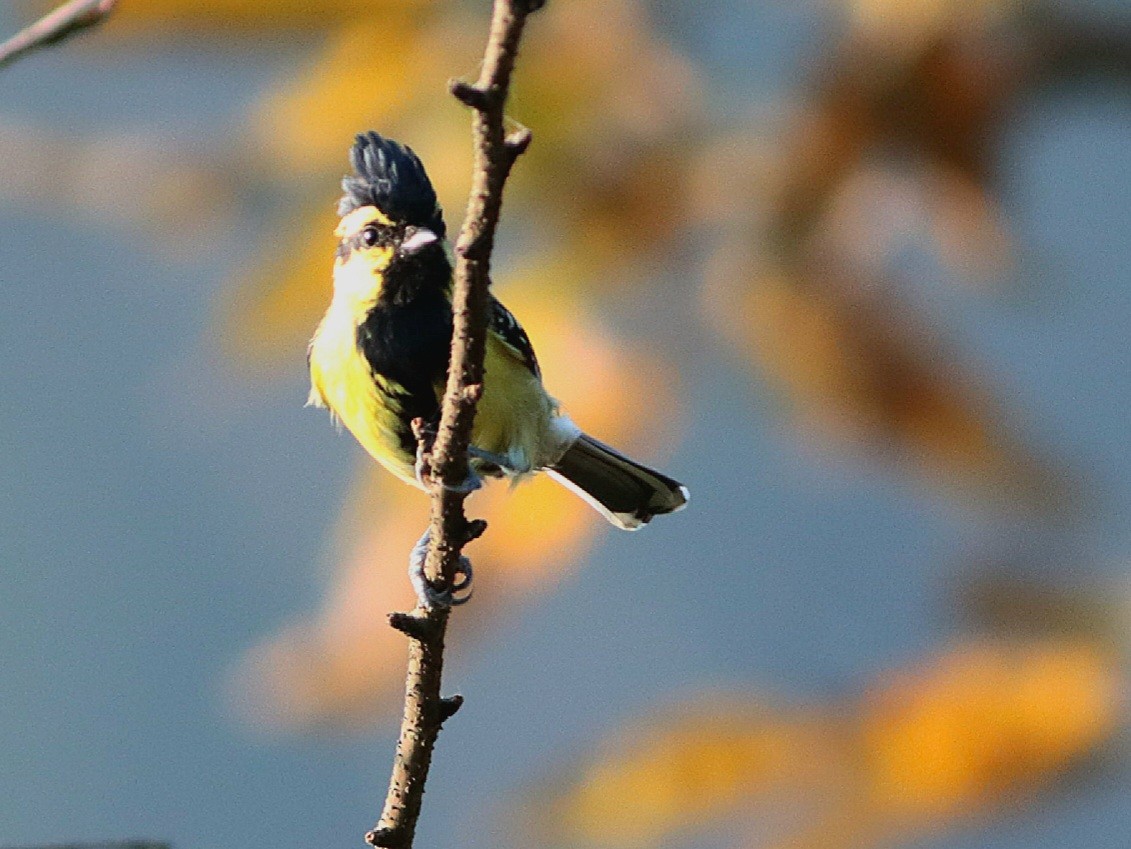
[338,132,446,237]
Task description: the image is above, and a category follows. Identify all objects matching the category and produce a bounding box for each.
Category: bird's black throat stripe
[357,247,453,456]
[352,244,542,459]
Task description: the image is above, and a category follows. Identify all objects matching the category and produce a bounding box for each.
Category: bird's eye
[361,226,381,247]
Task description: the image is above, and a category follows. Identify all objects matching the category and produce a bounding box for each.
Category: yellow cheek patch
[333,244,394,301]
[336,205,395,238]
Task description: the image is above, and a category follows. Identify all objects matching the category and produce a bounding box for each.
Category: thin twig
[365,1,543,847]
[1,843,169,849]
[0,0,116,70]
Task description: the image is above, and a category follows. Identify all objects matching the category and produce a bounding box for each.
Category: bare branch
[0,0,117,71]
[2,843,170,849]
[366,0,541,847]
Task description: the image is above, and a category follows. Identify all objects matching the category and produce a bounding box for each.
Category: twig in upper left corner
[0,0,117,70]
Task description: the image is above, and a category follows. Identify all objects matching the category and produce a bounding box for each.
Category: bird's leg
[408,527,473,609]
[466,445,514,471]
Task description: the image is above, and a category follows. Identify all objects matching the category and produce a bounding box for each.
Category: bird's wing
[488,295,541,379]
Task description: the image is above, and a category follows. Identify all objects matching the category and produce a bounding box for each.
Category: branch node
[504,127,533,159]
[464,518,488,543]
[388,611,436,642]
[438,694,464,722]
[449,79,496,112]
[366,826,406,849]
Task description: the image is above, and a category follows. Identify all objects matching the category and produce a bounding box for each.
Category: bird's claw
[450,557,473,593]
[409,528,473,610]
[415,443,430,489]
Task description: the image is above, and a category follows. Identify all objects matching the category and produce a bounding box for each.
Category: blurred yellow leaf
[528,700,838,849]
[507,0,702,271]
[250,16,459,180]
[687,3,1131,506]
[861,639,1121,819]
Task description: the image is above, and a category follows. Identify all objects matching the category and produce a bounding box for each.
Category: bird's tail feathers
[547,433,688,530]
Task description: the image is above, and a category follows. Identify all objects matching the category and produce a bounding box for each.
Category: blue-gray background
[1,2,1130,848]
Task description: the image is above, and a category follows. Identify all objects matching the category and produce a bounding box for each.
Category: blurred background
[1,0,1130,847]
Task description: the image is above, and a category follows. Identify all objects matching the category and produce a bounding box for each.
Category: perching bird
[308,131,688,607]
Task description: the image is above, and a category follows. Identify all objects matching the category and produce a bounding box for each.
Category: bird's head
[332,132,449,304]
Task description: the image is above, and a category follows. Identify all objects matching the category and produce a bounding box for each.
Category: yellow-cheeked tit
[308,132,688,606]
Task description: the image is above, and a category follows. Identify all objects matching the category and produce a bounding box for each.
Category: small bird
[308,131,688,607]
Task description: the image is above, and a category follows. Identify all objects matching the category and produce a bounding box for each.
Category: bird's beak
[401,226,439,257]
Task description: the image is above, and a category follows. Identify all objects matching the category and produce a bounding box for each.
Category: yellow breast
[308,299,419,486]
[310,264,568,485]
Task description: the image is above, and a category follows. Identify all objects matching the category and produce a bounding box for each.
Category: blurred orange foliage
[523,638,1122,849]
[862,639,1121,819]
[704,256,1063,505]
[537,702,838,849]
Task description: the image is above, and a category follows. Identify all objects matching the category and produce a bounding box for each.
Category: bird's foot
[466,445,515,473]
[409,528,473,610]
